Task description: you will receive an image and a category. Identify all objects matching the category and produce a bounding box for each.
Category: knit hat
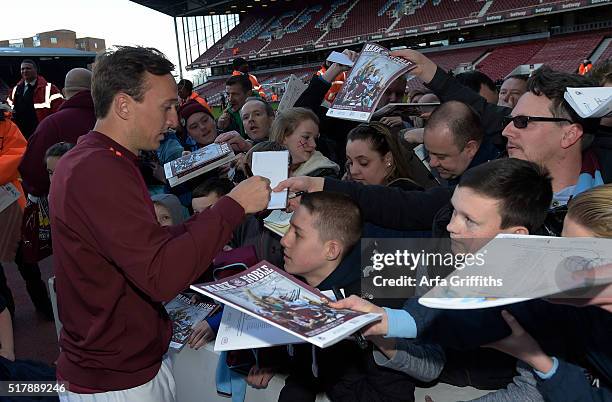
[179,99,214,126]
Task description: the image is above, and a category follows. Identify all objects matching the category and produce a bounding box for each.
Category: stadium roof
[130,0,289,17]
[0,47,97,58]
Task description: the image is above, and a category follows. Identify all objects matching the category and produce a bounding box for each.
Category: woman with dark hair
[345,122,437,189]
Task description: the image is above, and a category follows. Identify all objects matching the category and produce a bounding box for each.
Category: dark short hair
[528,66,599,134]
[242,96,274,117]
[177,79,193,92]
[192,177,234,198]
[21,59,38,70]
[456,70,496,93]
[300,192,363,256]
[426,101,484,149]
[458,158,552,232]
[504,74,528,83]
[92,46,174,118]
[232,57,248,69]
[45,142,75,159]
[226,74,252,94]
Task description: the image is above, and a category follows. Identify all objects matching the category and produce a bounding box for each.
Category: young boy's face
[446,186,526,253]
[280,205,328,282]
[192,192,221,214]
[154,203,173,227]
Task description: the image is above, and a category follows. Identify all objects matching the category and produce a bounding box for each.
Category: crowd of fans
[0,43,610,402]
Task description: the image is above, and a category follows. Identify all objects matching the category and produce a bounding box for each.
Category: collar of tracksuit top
[574,148,604,196]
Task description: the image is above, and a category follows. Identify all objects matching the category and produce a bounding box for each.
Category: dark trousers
[0,243,52,317]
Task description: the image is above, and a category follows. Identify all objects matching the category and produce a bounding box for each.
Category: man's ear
[464,140,479,159]
[324,240,343,262]
[508,226,529,235]
[113,93,132,121]
[560,123,583,149]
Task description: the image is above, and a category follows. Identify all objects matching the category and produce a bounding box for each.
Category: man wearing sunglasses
[502,66,606,208]
[388,50,609,234]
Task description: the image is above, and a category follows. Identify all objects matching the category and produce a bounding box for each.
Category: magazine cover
[163,142,236,186]
[165,294,218,349]
[191,261,381,348]
[215,289,338,351]
[277,74,307,115]
[326,43,416,122]
[419,234,612,309]
[564,87,612,118]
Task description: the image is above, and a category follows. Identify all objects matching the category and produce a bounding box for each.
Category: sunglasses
[503,115,573,129]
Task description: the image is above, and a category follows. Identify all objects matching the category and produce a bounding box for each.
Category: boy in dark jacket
[251,192,417,402]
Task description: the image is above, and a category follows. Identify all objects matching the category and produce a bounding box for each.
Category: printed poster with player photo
[191,261,381,348]
[327,43,416,122]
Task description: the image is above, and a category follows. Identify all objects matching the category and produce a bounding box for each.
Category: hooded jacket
[18,90,95,196]
[292,150,340,178]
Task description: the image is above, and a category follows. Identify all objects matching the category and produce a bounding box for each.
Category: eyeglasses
[503,115,573,129]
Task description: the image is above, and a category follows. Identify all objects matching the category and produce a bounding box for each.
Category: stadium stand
[323,0,395,42]
[599,41,612,62]
[526,31,610,72]
[426,46,490,73]
[391,0,484,32]
[475,40,545,80]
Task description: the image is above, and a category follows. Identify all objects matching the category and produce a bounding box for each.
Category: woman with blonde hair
[563,183,612,238]
[270,107,339,178]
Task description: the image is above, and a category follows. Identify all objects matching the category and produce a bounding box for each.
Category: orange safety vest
[232,70,266,99]
[578,63,592,76]
[0,119,27,209]
[188,92,212,113]
[317,67,347,103]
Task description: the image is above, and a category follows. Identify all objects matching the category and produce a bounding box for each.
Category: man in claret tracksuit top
[49,46,272,401]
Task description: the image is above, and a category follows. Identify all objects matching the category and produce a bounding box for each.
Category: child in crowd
[191,177,234,214]
[484,184,612,402]
[179,100,218,149]
[270,108,339,178]
[249,192,417,402]
[45,142,75,181]
[151,193,187,227]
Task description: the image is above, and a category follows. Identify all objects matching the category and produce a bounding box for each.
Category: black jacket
[324,178,452,231]
[280,252,417,402]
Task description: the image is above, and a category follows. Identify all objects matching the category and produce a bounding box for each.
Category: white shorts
[59,355,176,402]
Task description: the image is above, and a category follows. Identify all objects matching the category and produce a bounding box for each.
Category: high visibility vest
[232,70,266,99]
[317,68,347,103]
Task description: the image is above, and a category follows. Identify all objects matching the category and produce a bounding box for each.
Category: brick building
[0,30,105,52]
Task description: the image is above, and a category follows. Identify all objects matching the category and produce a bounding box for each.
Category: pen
[288,191,307,199]
[331,286,369,350]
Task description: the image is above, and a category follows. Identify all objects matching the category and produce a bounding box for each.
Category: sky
[0,0,192,77]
